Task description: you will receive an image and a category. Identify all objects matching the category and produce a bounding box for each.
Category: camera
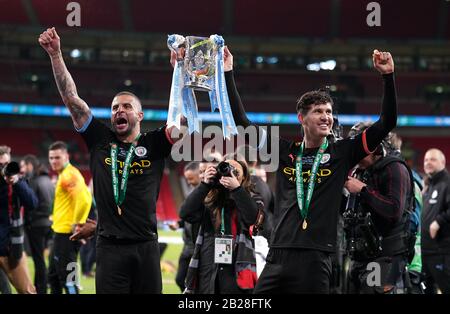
[343,206,382,261]
[1,161,20,177]
[342,170,382,261]
[211,161,236,186]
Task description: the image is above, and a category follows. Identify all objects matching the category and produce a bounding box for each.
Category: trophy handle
[168,35,186,61]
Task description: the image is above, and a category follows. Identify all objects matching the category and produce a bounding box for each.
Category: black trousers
[175,250,192,292]
[96,236,162,294]
[25,225,50,294]
[254,248,332,294]
[80,236,96,275]
[348,255,406,294]
[422,254,450,294]
[215,263,251,294]
[48,233,80,294]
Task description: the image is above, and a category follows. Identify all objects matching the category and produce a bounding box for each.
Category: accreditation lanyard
[215,207,233,264]
[110,134,141,215]
[220,207,226,235]
[295,138,328,230]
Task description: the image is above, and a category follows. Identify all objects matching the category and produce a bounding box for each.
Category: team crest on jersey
[135,146,147,157]
[431,190,438,199]
[429,190,438,204]
[321,153,331,164]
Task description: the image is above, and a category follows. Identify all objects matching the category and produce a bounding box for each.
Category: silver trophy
[167,34,237,138]
[184,36,216,92]
[168,35,217,92]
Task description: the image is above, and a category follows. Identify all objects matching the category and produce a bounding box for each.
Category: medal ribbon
[295,138,328,223]
[111,134,141,208]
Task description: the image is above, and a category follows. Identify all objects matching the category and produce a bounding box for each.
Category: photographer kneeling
[343,123,415,294]
[180,159,263,294]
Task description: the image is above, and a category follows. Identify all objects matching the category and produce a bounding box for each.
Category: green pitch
[10,230,183,294]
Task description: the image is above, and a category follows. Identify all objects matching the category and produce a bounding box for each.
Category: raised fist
[38,27,61,57]
[372,49,394,74]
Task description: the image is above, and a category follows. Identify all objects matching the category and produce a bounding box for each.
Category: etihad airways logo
[283,166,332,183]
[104,158,152,175]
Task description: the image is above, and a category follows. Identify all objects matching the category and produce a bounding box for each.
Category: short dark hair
[22,154,48,175]
[23,154,39,169]
[114,91,139,99]
[48,141,68,152]
[114,91,142,110]
[184,161,199,173]
[296,89,334,115]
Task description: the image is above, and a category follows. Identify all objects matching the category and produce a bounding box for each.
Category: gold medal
[302,220,307,230]
[117,205,122,216]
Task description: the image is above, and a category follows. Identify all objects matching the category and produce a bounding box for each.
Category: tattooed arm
[38,27,90,129]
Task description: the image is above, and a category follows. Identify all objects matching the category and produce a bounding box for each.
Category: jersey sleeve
[142,125,173,160]
[78,115,113,151]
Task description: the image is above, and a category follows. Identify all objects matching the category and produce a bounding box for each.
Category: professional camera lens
[216,161,232,177]
[3,161,20,177]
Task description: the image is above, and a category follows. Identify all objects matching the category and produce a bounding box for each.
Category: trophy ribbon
[167,34,185,131]
[182,87,200,134]
[210,34,238,140]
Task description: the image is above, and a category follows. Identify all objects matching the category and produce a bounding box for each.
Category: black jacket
[348,156,413,261]
[0,178,38,259]
[251,175,274,241]
[180,182,260,235]
[359,156,412,237]
[25,171,54,228]
[179,182,261,294]
[178,219,195,256]
[421,169,450,255]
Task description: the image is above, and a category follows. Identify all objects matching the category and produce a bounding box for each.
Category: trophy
[167,34,237,139]
[184,36,216,92]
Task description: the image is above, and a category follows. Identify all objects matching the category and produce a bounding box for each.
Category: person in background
[79,179,97,278]
[47,141,92,294]
[344,124,413,294]
[20,154,54,294]
[236,145,274,278]
[180,158,262,294]
[169,161,200,292]
[421,148,450,294]
[0,145,37,294]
